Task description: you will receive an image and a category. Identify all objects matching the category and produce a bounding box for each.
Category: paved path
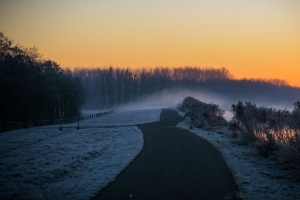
[92,109,240,200]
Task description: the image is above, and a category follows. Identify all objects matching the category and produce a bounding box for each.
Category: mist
[76,66,299,121]
[115,88,232,120]
[113,87,297,121]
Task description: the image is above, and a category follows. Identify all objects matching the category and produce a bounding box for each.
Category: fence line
[0,110,114,133]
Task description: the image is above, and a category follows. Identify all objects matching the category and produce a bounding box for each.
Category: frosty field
[1,107,299,200]
[0,108,161,200]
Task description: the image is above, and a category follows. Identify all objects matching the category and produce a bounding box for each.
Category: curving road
[92,109,240,200]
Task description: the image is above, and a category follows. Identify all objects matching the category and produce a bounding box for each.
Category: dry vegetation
[178,96,227,128]
[229,101,300,179]
[179,97,300,181]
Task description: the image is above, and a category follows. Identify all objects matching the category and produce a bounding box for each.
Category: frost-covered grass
[79,108,162,127]
[0,108,161,200]
[176,109,300,200]
[3,106,299,200]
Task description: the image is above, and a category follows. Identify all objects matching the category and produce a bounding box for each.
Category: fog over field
[113,87,297,121]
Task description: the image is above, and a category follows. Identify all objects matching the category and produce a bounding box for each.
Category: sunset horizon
[1,0,299,86]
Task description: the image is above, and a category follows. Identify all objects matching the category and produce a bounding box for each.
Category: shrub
[229,102,260,142]
[256,133,278,157]
[278,133,300,180]
[179,96,227,128]
[292,101,300,130]
[230,101,300,178]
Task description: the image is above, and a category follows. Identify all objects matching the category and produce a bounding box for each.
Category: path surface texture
[92,109,240,200]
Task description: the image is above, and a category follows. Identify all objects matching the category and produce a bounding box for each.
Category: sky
[1,0,300,86]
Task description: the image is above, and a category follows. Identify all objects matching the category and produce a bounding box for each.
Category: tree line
[1,31,299,123]
[0,32,85,124]
[76,66,299,109]
[75,66,235,109]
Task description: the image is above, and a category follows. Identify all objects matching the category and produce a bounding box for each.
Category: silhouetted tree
[72,64,299,109]
[0,32,86,124]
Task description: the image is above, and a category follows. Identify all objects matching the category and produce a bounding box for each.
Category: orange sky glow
[1,0,300,86]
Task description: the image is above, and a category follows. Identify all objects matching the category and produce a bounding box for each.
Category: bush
[279,133,300,179]
[229,101,300,178]
[179,96,227,128]
[230,102,263,142]
[256,133,278,157]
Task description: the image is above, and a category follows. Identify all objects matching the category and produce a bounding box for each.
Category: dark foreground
[92,109,240,200]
